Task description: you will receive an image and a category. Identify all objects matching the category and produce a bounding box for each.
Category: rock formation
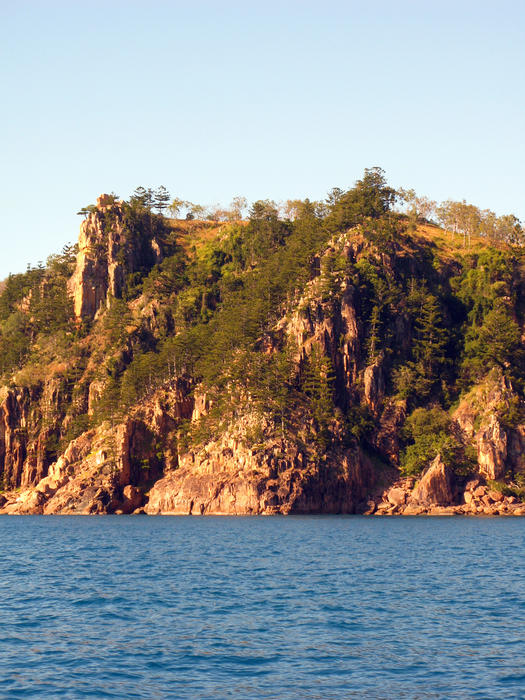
[68,195,167,320]
[1,192,525,517]
[410,455,454,506]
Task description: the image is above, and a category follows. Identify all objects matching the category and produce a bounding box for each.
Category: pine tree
[155,186,171,215]
[367,305,381,362]
[302,346,336,449]
[144,188,155,210]
[130,186,148,208]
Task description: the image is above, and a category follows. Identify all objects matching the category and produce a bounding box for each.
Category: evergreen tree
[462,300,523,381]
[130,186,148,208]
[367,305,381,362]
[326,167,398,231]
[154,186,171,215]
[302,346,336,449]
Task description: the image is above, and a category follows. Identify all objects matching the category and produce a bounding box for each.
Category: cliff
[1,178,525,515]
[68,195,170,320]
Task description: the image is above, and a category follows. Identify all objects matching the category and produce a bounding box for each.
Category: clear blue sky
[1,0,524,278]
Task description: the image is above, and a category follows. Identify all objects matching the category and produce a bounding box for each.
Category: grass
[166,218,246,258]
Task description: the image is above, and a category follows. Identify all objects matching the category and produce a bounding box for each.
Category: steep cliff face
[0,378,195,514]
[0,378,69,491]
[146,433,375,515]
[454,372,523,480]
[68,195,166,320]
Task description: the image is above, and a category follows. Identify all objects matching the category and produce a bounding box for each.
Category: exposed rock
[121,485,144,514]
[453,371,524,480]
[363,499,376,514]
[68,198,168,320]
[145,438,375,515]
[387,487,406,507]
[508,425,525,474]
[88,381,106,415]
[410,455,454,506]
[364,356,385,414]
[115,419,162,487]
[0,382,66,491]
[402,503,425,515]
[97,194,117,208]
[427,506,458,516]
[3,205,525,518]
[477,415,507,480]
[373,400,406,465]
[465,478,480,492]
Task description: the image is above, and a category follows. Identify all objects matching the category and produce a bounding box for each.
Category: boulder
[387,487,407,507]
[411,455,454,506]
[465,478,480,492]
[121,485,144,514]
[402,503,424,515]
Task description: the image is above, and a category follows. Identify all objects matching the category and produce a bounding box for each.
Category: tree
[130,186,148,208]
[394,281,449,402]
[230,196,248,220]
[326,187,344,208]
[398,188,436,226]
[249,199,279,221]
[497,214,523,245]
[463,299,522,379]
[400,406,463,476]
[282,199,304,221]
[154,186,171,215]
[186,202,206,219]
[246,347,295,440]
[77,204,96,218]
[436,200,461,236]
[326,167,397,231]
[144,188,155,210]
[169,197,185,218]
[302,346,336,449]
[367,305,381,362]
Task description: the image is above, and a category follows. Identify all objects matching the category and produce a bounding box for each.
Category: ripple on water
[1,515,525,699]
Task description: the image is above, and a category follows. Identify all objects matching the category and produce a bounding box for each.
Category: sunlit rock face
[68,195,165,320]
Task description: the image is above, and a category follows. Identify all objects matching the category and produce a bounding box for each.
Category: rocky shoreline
[370,477,525,517]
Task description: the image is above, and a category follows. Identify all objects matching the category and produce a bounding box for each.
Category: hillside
[1,171,525,515]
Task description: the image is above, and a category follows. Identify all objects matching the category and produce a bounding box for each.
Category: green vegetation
[399,406,475,477]
[0,245,77,375]
[1,168,524,481]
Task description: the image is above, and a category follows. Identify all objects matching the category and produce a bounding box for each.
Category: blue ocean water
[1,516,525,699]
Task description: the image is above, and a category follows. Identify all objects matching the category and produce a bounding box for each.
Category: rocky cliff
[1,185,525,516]
[68,194,169,320]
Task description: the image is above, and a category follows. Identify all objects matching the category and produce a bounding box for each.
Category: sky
[1,0,524,278]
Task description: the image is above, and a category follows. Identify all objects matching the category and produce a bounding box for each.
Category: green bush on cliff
[400,407,464,476]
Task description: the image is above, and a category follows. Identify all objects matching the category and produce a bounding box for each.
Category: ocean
[1,515,524,699]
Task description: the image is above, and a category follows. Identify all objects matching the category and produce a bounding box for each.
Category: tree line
[398,188,523,246]
[74,177,523,249]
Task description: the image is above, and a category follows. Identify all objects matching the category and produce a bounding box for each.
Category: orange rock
[411,455,454,506]
[387,487,407,507]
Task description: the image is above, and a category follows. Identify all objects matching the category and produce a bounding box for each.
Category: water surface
[1,515,524,699]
